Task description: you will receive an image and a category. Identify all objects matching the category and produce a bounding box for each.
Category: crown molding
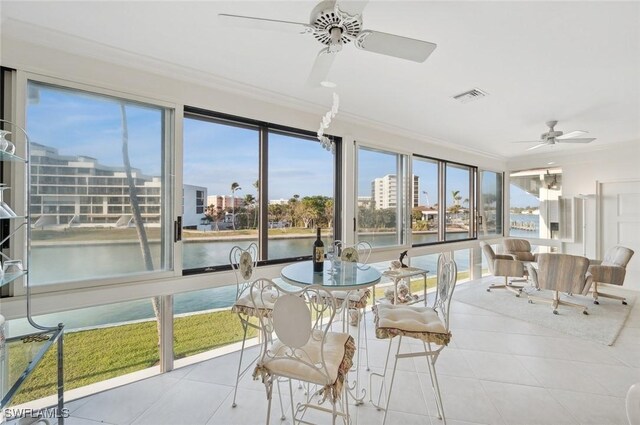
[2,18,505,162]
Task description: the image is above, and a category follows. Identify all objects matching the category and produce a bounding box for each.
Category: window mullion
[259,127,268,261]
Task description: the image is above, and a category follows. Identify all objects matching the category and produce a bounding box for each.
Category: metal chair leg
[232,321,249,407]
[382,337,403,425]
[425,342,445,422]
[363,308,370,371]
[265,376,274,425]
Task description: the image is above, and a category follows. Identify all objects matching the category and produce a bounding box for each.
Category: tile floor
[30,279,640,424]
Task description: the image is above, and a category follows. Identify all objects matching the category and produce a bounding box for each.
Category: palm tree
[230,182,241,230]
[451,190,462,206]
[243,193,256,228]
[120,103,161,343]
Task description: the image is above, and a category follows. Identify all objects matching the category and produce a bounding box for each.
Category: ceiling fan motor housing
[310,1,362,47]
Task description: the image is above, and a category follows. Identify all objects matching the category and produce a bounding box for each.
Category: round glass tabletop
[281,260,381,290]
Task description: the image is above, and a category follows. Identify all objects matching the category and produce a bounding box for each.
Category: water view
[12,233,467,336]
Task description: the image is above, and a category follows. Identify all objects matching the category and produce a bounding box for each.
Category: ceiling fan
[219,1,437,87]
[513,120,596,151]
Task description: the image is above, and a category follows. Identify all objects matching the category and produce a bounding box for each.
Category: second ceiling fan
[219,1,437,86]
[513,120,596,151]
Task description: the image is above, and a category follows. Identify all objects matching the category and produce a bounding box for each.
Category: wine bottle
[313,227,324,272]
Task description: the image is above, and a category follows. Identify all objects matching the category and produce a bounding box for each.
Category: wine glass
[326,244,335,274]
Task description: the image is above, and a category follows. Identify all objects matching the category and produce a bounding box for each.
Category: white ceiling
[2,1,639,159]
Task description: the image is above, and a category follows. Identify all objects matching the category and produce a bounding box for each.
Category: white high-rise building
[371,175,419,209]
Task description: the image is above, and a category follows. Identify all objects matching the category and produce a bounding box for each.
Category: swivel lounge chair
[587,246,634,305]
[527,253,592,315]
[480,241,525,296]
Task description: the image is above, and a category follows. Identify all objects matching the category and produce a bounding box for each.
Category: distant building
[371,174,419,209]
[268,198,289,205]
[183,184,207,227]
[357,196,373,207]
[29,142,204,227]
[206,195,243,210]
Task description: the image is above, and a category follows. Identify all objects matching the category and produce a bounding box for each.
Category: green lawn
[9,310,255,405]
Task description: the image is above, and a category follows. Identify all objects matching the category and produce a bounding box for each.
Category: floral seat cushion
[373,303,451,346]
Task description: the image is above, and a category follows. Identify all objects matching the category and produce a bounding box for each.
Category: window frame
[411,154,478,247]
[354,144,410,249]
[477,168,505,239]
[182,106,342,275]
[10,72,177,295]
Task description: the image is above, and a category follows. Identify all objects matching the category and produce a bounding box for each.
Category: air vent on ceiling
[453,88,488,103]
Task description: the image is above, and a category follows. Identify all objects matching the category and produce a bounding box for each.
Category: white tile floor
[41,279,640,424]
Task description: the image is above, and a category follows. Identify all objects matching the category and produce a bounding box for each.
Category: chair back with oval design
[335,240,372,264]
[230,243,258,300]
[249,279,355,402]
[434,254,457,332]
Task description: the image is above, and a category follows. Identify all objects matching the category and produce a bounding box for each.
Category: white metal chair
[229,244,285,418]
[251,278,355,425]
[371,254,457,425]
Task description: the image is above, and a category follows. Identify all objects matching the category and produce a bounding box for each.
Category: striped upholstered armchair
[480,241,525,296]
[527,253,592,315]
[587,246,634,305]
[503,238,537,263]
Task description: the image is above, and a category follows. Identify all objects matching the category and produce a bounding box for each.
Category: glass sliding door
[27,81,172,285]
[479,170,503,237]
[267,131,335,260]
[182,116,259,270]
[445,163,475,241]
[357,146,407,248]
[412,156,439,245]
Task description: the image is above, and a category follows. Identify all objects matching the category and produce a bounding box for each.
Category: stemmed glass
[326,244,336,275]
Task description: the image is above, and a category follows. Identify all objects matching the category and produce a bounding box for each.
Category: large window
[357,147,408,248]
[182,117,259,269]
[509,168,563,239]
[267,131,335,260]
[27,81,172,285]
[182,110,339,271]
[478,170,503,236]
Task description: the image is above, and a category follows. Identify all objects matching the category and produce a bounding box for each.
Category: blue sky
[27,82,538,207]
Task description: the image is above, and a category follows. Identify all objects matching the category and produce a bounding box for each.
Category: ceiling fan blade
[512,140,544,144]
[307,48,336,87]
[527,143,548,151]
[218,14,312,34]
[335,1,369,17]
[557,130,587,140]
[557,138,596,144]
[355,30,437,62]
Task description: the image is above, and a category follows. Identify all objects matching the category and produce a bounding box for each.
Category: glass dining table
[280,260,382,290]
[280,260,381,405]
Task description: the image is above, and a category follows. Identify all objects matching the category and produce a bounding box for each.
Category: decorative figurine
[399,250,409,268]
